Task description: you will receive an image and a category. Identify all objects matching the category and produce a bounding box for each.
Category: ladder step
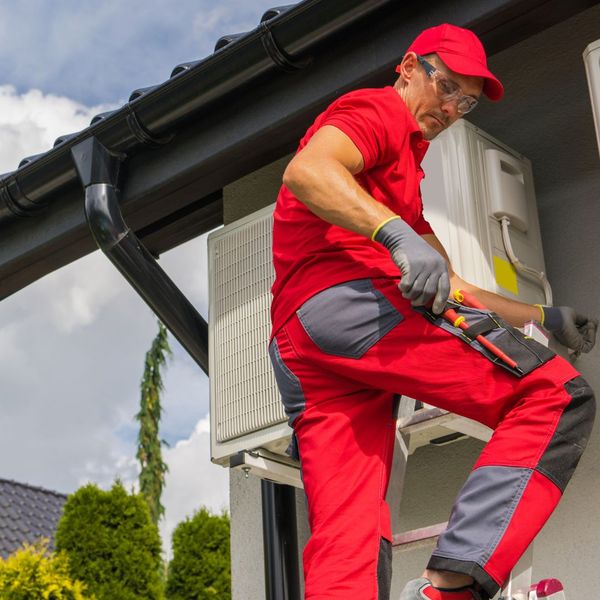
[392,522,448,552]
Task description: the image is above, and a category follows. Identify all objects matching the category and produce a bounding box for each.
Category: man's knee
[535,376,596,491]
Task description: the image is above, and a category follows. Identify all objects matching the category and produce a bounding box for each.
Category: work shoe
[399,577,484,600]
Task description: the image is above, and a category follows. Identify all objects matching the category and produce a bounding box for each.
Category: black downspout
[262,480,301,600]
[71,136,301,599]
[70,136,209,373]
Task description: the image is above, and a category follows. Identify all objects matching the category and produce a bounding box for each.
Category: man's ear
[398,52,418,81]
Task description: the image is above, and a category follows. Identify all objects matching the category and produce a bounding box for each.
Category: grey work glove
[542,305,598,354]
[374,217,450,314]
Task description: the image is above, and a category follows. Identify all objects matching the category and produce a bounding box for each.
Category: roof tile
[0,479,67,558]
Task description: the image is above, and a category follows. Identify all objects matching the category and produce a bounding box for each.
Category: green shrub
[0,541,93,599]
[55,482,164,600]
[166,508,230,600]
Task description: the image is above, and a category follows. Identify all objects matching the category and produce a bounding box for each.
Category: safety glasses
[415,54,479,115]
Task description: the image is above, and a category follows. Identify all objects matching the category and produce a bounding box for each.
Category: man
[268,23,597,600]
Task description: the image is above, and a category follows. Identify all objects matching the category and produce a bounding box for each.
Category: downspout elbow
[70,135,209,374]
[84,183,130,251]
[70,135,128,251]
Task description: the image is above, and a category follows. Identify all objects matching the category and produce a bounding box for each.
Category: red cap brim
[437,50,504,101]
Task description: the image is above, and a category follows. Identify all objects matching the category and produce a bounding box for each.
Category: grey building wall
[226,5,600,599]
[229,470,265,600]
[467,6,600,598]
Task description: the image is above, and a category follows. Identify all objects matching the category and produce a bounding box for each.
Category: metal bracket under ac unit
[230,449,303,489]
[398,406,493,454]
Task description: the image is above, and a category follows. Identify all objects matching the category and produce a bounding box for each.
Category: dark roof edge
[0,0,392,227]
[0,478,67,499]
[1,0,596,301]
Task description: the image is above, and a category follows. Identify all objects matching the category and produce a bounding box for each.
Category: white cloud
[75,413,228,557]
[160,415,229,557]
[0,322,28,368]
[0,87,213,508]
[0,0,282,559]
[0,0,280,106]
[0,85,113,173]
[28,251,124,335]
[193,7,234,39]
[76,452,139,492]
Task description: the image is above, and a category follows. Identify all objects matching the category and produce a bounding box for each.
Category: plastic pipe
[71,137,209,373]
[499,216,553,305]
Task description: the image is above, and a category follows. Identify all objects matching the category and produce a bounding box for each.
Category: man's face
[395,53,484,140]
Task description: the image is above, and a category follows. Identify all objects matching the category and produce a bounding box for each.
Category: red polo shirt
[271,86,433,336]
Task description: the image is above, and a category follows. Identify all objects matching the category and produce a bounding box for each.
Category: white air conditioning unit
[420,119,547,307]
[208,121,549,484]
[208,205,302,487]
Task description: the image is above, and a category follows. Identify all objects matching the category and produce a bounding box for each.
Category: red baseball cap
[400,23,504,101]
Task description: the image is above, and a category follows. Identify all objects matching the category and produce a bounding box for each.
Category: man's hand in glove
[373,216,450,314]
[539,305,598,354]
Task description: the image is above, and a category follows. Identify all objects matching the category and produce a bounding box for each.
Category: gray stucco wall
[225,5,600,599]
[230,470,266,600]
[467,6,600,598]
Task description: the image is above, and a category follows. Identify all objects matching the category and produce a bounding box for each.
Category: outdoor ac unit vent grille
[210,208,285,443]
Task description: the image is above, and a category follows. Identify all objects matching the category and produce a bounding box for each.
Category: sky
[0,0,281,556]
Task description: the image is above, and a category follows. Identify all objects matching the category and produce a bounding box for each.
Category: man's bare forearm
[283,155,394,239]
[450,274,541,328]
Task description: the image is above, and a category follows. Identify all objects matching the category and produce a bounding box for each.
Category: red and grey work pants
[268,278,595,600]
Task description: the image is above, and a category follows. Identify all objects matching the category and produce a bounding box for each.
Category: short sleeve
[412,211,434,235]
[320,91,396,171]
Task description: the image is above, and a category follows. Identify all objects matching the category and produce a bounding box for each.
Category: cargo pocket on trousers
[415,300,556,377]
[296,279,404,359]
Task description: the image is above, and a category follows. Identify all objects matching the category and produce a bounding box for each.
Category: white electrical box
[420,119,546,305]
[584,39,600,159]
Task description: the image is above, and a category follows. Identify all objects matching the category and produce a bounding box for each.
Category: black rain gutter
[0,0,392,225]
[2,0,597,302]
[3,0,598,224]
[71,136,209,373]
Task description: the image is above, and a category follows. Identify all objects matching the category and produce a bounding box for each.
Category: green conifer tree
[166,508,231,600]
[55,482,164,600]
[137,320,172,524]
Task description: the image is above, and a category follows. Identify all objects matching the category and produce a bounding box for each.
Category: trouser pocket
[415,300,556,377]
[296,279,404,359]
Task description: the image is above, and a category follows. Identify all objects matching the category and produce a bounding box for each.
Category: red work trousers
[268,278,595,600]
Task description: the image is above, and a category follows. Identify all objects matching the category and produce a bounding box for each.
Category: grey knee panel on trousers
[536,375,596,491]
[428,465,532,598]
[428,375,596,599]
